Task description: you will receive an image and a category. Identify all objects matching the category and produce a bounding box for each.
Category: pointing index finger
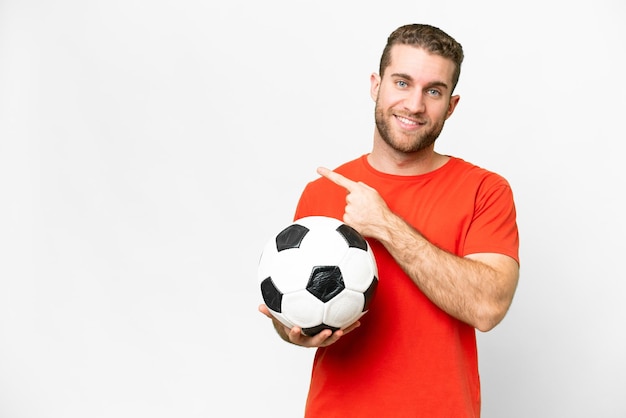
[317,166,357,191]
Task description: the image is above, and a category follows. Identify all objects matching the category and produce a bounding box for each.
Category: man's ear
[370,73,381,102]
[446,94,461,120]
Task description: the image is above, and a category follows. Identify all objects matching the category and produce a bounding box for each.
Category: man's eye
[396,80,408,88]
[427,88,441,96]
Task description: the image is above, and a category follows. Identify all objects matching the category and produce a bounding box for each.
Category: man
[259,23,519,417]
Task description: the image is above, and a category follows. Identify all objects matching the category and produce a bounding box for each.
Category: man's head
[369,24,463,156]
[379,24,464,93]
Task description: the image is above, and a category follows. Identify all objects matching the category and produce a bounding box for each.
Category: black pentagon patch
[302,323,339,337]
[362,276,378,311]
[336,224,368,250]
[275,224,309,252]
[306,265,345,302]
[260,277,283,312]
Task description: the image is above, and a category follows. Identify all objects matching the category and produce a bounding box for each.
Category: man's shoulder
[332,155,366,174]
[448,157,511,187]
[308,155,366,186]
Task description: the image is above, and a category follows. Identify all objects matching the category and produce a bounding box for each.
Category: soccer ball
[258,216,378,336]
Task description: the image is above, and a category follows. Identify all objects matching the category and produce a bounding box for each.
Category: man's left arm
[317,167,519,332]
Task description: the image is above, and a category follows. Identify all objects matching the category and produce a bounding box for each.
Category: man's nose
[404,91,425,113]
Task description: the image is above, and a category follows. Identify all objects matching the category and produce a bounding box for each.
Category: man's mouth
[395,115,423,127]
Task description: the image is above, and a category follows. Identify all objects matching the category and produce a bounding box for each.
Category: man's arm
[370,211,518,331]
[317,167,519,332]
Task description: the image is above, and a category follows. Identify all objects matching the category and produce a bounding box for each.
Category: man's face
[370,45,460,154]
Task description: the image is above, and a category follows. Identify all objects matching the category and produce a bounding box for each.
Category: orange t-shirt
[295,155,519,418]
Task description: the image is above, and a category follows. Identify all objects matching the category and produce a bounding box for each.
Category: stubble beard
[374,101,445,154]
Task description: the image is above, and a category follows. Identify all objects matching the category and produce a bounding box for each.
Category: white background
[1,1,625,417]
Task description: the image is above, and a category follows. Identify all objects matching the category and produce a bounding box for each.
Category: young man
[259,23,520,417]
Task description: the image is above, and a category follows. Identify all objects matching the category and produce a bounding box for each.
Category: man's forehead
[386,45,455,84]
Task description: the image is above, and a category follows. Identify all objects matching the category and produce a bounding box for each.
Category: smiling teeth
[398,116,417,125]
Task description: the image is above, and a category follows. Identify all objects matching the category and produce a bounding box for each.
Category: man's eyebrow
[390,72,414,81]
[390,72,450,90]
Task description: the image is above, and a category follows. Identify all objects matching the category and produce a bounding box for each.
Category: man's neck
[367,144,449,176]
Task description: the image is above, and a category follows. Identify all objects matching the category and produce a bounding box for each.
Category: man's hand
[258,304,360,348]
[316,166,391,239]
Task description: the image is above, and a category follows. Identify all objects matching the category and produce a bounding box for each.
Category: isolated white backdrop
[1,1,625,417]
